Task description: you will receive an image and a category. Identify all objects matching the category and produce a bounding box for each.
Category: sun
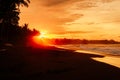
[38,31,47,38]
[29,31,50,47]
[38,31,54,39]
[27,30,55,48]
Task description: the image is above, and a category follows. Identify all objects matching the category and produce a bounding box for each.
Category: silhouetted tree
[0,0,30,44]
[0,0,30,26]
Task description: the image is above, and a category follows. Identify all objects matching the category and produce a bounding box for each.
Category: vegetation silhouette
[0,0,30,26]
[48,38,120,45]
[0,0,39,46]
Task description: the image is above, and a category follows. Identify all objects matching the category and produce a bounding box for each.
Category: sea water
[57,44,120,56]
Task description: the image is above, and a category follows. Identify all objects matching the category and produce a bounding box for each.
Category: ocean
[57,44,120,56]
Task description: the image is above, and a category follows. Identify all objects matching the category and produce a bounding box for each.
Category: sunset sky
[20,0,120,41]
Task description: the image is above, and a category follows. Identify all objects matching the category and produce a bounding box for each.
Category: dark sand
[0,46,120,80]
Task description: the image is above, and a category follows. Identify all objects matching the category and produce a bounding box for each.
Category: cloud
[51,30,93,35]
[33,0,97,31]
[39,0,71,7]
[20,0,115,33]
[25,0,87,32]
[40,0,114,7]
[100,0,114,3]
[38,0,81,7]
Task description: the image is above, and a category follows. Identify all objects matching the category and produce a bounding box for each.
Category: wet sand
[76,50,120,68]
[93,56,120,68]
[0,46,120,80]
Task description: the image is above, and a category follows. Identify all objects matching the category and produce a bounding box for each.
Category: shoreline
[75,50,120,68]
[56,45,120,57]
[76,49,120,57]
[56,46,120,68]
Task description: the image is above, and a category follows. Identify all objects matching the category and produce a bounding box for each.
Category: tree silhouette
[0,0,30,26]
[0,0,30,44]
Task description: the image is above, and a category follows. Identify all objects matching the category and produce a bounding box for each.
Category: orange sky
[20,0,120,41]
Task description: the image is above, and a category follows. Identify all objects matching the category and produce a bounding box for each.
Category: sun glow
[39,31,47,38]
[28,36,49,47]
[28,31,52,47]
[37,31,56,39]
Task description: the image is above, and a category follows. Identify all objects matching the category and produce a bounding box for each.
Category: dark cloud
[40,0,70,7]
[39,0,79,7]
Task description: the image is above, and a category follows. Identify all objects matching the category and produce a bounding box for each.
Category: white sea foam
[57,44,120,56]
[80,44,120,55]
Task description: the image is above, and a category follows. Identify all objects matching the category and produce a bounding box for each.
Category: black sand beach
[0,46,120,80]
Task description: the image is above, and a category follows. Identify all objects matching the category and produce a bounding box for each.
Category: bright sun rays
[29,31,52,47]
[38,31,47,38]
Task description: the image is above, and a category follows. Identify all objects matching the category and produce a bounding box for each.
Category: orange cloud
[20,0,115,34]
[50,30,93,35]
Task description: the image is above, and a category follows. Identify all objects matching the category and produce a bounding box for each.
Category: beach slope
[0,46,120,80]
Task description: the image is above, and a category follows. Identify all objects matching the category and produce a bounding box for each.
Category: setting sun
[37,31,55,39]
[29,32,52,47]
[38,31,47,38]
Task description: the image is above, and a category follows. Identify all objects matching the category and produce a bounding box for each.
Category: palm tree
[0,0,30,43]
[0,0,30,26]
